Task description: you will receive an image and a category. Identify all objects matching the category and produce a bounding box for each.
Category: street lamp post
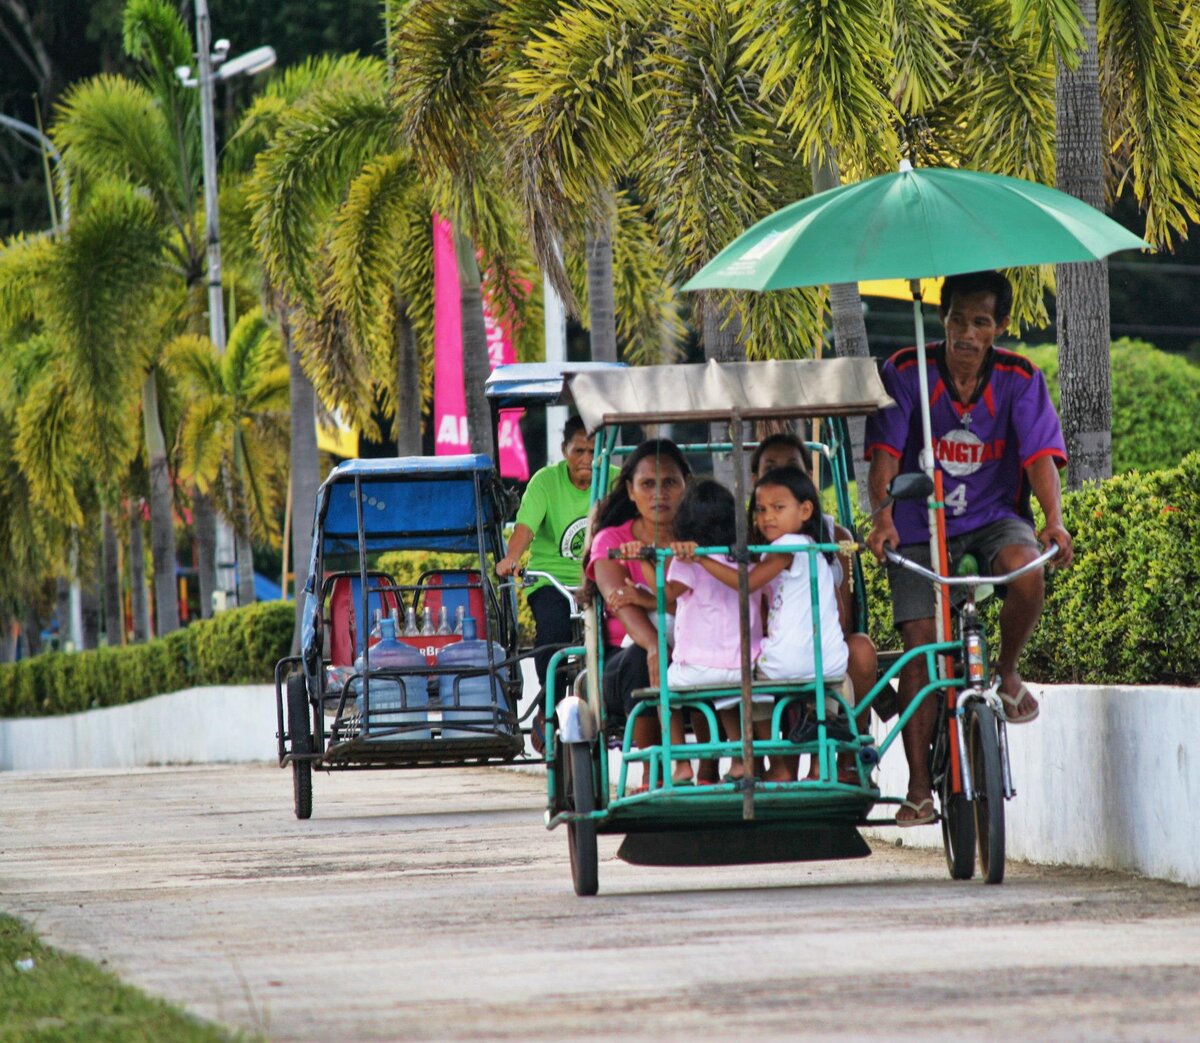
[176,3,275,609]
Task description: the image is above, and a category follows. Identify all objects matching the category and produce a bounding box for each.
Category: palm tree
[0,184,176,635]
[226,53,387,635]
[167,310,291,605]
[50,0,211,626]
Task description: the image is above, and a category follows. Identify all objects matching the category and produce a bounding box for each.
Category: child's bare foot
[722,760,746,782]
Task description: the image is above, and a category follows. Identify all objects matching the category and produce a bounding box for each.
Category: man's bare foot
[763,764,792,783]
[671,764,695,785]
[896,789,935,826]
[997,672,1039,723]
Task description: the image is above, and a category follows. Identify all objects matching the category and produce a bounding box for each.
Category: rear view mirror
[888,473,934,502]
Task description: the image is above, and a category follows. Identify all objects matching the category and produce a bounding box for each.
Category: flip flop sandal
[998,684,1040,724]
[896,797,936,828]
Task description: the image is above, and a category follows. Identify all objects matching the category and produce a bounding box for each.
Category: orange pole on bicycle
[933,470,962,792]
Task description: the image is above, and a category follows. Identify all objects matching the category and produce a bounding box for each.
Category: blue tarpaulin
[316,455,506,557]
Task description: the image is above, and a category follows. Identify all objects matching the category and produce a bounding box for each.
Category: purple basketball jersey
[865,343,1067,544]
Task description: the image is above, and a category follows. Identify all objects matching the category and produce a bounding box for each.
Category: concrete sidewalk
[2,763,1199,1041]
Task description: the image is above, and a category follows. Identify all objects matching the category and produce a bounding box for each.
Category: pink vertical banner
[432,214,530,479]
[433,213,469,454]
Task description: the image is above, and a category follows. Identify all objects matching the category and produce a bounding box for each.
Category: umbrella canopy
[683,163,1149,293]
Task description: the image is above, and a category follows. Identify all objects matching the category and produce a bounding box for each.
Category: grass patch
[0,914,247,1042]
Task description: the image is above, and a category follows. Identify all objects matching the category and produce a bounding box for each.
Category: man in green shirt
[497,416,614,749]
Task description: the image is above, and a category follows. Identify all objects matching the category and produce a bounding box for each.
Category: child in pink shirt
[666,478,773,783]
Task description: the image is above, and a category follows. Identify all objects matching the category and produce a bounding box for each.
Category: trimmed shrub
[0,600,294,718]
[1017,339,1200,475]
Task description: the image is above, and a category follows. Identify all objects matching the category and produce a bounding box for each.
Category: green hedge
[859,450,1200,686]
[0,600,294,718]
[1018,339,1200,475]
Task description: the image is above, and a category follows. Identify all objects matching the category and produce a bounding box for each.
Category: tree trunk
[54,575,70,650]
[129,498,151,643]
[703,296,747,487]
[81,549,101,651]
[284,302,320,650]
[280,301,319,643]
[394,298,423,455]
[454,227,495,458]
[143,370,180,635]
[811,144,872,512]
[24,602,42,656]
[102,508,124,647]
[193,490,217,619]
[1055,0,1112,488]
[232,435,257,607]
[585,192,619,364]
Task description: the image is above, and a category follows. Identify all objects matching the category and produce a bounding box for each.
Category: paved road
[1,763,1198,1041]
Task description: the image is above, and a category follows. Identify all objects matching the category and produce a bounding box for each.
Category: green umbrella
[682,161,1149,292]
[683,161,1150,642]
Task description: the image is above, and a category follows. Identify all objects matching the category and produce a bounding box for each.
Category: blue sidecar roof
[316,455,507,556]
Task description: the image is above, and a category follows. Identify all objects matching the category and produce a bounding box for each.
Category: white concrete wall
[867,683,1200,887]
[0,685,278,771]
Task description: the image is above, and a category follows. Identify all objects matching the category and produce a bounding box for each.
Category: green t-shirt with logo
[513,460,617,594]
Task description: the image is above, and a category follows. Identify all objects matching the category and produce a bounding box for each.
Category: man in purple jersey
[865,270,1074,827]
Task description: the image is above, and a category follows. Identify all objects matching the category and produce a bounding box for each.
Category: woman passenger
[584,439,692,793]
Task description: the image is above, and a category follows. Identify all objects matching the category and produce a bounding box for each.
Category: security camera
[214,45,277,81]
[213,38,231,54]
[175,65,196,87]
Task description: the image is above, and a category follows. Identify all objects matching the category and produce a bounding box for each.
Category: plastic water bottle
[436,615,513,738]
[403,605,419,636]
[436,605,453,635]
[354,616,430,740]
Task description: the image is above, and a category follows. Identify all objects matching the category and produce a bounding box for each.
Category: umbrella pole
[909,284,949,647]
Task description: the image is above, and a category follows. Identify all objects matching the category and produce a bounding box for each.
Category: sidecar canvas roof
[568,358,893,434]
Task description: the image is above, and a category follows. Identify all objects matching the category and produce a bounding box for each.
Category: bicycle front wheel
[967,702,1005,884]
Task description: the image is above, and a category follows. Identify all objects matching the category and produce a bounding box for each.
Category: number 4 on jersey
[945,483,968,517]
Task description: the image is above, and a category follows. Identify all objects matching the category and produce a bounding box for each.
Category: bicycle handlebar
[506,569,582,619]
[883,541,1060,588]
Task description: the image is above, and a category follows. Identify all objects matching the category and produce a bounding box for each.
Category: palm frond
[886,0,963,114]
[0,233,55,338]
[638,0,798,276]
[225,54,389,175]
[1008,0,1086,65]
[164,332,222,392]
[247,73,396,306]
[48,185,167,470]
[945,0,1056,184]
[731,0,898,174]
[507,0,656,216]
[609,194,686,365]
[390,0,503,184]
[1100,0,1200,248]
[13,365,87,526]
[53,75,189,231]
[327,151,424,362]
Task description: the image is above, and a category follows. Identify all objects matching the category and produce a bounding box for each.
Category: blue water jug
[354,617,430,740]
[436,616,513,738]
